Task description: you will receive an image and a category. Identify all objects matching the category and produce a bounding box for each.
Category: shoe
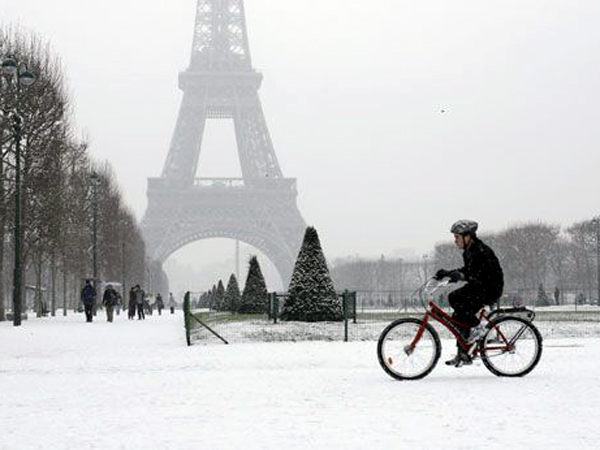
[467,323,487,344]
[445,352,473,367]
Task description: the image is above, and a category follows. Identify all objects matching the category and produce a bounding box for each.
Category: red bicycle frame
[409,301,514,354]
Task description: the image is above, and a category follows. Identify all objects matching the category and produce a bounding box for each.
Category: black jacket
[103,288,118,307]
[458,238,504,303]
[81,284,96,305]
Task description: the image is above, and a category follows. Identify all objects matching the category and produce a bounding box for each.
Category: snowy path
[1,313,599,449]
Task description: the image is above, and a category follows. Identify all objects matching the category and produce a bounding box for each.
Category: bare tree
[566,220,597,301]
[0,25,151,320]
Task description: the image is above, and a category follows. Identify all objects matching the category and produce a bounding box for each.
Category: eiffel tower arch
[142,0,306,285]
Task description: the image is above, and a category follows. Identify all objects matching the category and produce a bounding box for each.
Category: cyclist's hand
[434,269,449,280]
[448,270,465,283]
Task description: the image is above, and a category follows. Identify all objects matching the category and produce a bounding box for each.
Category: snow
[1,313,599,449]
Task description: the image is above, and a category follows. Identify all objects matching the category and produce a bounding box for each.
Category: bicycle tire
[377,318,441,380]
[479,316,543,377]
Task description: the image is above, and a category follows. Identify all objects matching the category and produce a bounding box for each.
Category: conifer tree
[209,284,217,310]
[239,256,268,314]
[225,273,241,313]
[199,292,208,309]
[281,226,342,322]
[214,280,225,311]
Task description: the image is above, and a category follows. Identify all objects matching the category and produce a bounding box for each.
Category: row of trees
[434,220,600,303]
[0,26,159,320]
[197,256,269,314]
[199,227,343,322]
[331,220,600,305]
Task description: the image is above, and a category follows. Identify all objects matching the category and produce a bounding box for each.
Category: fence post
[343,290,349,342]
[268,293,273,320]
[273,294,279,324]
[183,291,191,346]
[351,291,357,324]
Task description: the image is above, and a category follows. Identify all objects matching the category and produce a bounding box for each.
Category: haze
[3,0,599,291]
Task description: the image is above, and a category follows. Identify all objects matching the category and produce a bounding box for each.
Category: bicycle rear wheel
[377,318,441,380]
[480,316,543,377]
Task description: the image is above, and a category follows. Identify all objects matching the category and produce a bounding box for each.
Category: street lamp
[90,171,100,311]
[2,55,37,326]
[592,217,600,306]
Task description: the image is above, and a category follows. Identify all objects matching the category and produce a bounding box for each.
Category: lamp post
[592,217,600,306]
[90,171,100,312]
[2,55,36,327]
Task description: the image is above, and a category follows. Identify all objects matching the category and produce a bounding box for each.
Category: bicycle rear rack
[488,306,535,322]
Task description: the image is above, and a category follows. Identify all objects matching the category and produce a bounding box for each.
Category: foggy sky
[3,0,600,266]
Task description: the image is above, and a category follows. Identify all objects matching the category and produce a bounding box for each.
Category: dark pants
[105,305,114,322]
[84,303,94,322]
[137,304,145,320]
[170,307,174,314]
[448,284,486,340]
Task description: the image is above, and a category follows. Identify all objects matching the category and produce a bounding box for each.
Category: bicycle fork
[404,316,431,356]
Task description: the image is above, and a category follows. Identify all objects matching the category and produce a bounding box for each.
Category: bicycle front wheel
[377,318,441,380]
[480,316,543,377]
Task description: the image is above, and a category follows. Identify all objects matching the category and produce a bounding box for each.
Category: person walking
[80,280,96,323]
[128,286,137,320]
[115,291,122,316]
[145,294,153,316]
[102,284,118,323]
[156,293,164,315]
[168,292,176,314]
[135,285,146,320]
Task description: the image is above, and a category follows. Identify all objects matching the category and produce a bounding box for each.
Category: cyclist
[434,220,504,367]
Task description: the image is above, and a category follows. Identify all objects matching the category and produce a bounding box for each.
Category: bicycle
[377,278,543,380]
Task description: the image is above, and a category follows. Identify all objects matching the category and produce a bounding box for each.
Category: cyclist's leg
[447,286,486,365]
[448,285,485,329]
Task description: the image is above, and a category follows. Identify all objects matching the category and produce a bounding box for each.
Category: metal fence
[183,290,600,345]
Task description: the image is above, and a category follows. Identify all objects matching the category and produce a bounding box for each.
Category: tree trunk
[62,258,68,316]
[0,222,5,322]
[35,256,43,318]
[51,251,57,316]
[73,273,79,313]
[585,253,593,301]
[0,159,5,322]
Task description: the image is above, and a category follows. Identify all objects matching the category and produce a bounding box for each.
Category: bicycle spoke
[377,318,441,380]
[480,317,542,377]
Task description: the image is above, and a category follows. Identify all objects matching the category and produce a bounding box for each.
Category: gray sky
[3,0,600,273]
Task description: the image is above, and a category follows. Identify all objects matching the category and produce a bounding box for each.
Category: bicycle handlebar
[417,277,452,309]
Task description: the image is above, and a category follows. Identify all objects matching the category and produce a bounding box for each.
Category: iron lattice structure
[142,0,306,285]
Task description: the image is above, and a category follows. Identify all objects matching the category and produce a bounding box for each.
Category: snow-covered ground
[1,312,599,449]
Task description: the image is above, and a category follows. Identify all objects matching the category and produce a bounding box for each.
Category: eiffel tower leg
[234,94,282,179]
[161,92,207,185]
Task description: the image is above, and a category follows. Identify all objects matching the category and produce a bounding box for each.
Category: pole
[343,290,349,342]
[121,241,126,302]
[12,115,22,326]
[62,258,67,316]
[92,174,98,313]
[596,219,600,306]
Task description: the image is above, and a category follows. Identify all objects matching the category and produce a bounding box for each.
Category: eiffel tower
[141,0,306,285]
